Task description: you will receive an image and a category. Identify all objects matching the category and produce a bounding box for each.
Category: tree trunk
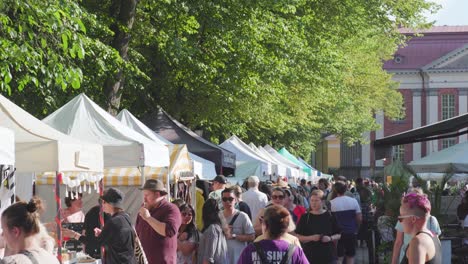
[105,0,138,115]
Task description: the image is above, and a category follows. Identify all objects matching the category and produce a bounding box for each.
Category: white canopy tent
[0,126,14,165]
[263,145,302,181]
[0,126,15,217]
[409,141,468,173]
[190,153,217,180]
[249,143,287,178]
[258,146,295,178]
[42,94,169,186]
[117,109,216,180]
[220,136,271,183]
[0,94,104,173]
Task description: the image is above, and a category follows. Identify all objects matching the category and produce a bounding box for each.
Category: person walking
[66,188,136,264]
[296,190,341,264]
[209,175,228,209]
[330,181,362,264]
[232,185,252,220]
[198,199,228,264]
[398,193,441,264]
[221,188,255,264]
[237,205,309,264]
[136,179,182,264]
[242,176,268,223]
[0,200,59,264]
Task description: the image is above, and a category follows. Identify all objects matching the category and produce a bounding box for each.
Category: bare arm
[356,213,362,225]
[296,234,321,243]
[236,233,255,242]
[391,231,404,264]
[408,236,427,264]
[253,209,264,236]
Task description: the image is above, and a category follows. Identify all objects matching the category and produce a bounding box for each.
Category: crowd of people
[0,174,444,264]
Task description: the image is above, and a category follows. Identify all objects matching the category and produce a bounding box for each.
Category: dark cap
[139,179,167,194]
[100,188,124,209]
[212,175,227,184]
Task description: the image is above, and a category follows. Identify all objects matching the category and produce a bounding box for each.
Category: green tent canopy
[278,147,312,176]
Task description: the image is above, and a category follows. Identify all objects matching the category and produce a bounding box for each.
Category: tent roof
[409,141,468,173]
[249,143,288,177]
[43,94,169,169]
[220,136,270,178]
[143,108,235,172]
[374,112,468,159]
[0,94,103,173]
[117,109,171,145]
[117,109,216,180]
[0,126,14,165]
[263,145,301,177]
[278,147,311,176]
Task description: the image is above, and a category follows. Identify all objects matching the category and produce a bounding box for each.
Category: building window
[392,145,405,161]
[441,138,456,149]
[441,94,455,120]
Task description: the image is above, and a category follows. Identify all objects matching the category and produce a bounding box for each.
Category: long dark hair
[178,203,198,241]
[202,198,221,232]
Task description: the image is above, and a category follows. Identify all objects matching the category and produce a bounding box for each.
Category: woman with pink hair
[398,193,441,264]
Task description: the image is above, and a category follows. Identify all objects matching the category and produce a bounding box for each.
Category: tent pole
[141,166,145,187]
[55,171,62,264]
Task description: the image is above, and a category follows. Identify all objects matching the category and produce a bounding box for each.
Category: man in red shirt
[136,179,182,264]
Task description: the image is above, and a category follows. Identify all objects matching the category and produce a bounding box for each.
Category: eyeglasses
[271,195,285,200]
[397,215,420,222]
[182,212,193,217]
[222,197,234,202]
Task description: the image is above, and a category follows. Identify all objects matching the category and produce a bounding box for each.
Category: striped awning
[36,144,194,186]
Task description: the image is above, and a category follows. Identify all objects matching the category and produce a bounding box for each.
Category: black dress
[295,211,340,264]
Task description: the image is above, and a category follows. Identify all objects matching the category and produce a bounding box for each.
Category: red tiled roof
[399,26,468,34]
[384,26,468,70]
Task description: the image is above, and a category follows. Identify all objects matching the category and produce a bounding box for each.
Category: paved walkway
[355,246,370,264]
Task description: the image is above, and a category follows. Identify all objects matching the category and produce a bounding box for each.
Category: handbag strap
[20,250,39,264]
[253,242,268,263]
[229,211,240,226]
[280,244,296,264]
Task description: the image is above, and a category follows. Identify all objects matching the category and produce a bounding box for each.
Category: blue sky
[425,0,468,25]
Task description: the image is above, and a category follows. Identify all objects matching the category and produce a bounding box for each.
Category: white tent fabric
[189,153,217,180]
[0,94,103,173]
[220,136,271,180]
[43,94,169,169]
[117,109,216,180]
[263,145,302,179]
[409,141,468,173]
[257,146,294,178]
[0,127,14,165]
[248,143,287,177]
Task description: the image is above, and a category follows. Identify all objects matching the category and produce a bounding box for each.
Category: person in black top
[81,205,111,258]
[66,188,136,264]
[232,185,252,220]
[295,189,341,264]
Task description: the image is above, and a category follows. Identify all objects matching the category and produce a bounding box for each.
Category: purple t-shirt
[237,239,310,264]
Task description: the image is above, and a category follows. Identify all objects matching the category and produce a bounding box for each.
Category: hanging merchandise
[61,172,104,194]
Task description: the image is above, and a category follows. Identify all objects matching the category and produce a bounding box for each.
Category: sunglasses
[222,197,235,202]
[397,215,420,222]
[271,195,285,200]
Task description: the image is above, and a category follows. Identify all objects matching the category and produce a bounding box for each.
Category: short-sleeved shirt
[395,215,441,263]
[330,196,361,234]
[0,247,59,264]
[197,224,227,264]
[295,211,341,263]
[136,198,182,264]
[237,239,310,264]
[242,189,268,222]
[223,210,255,264]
